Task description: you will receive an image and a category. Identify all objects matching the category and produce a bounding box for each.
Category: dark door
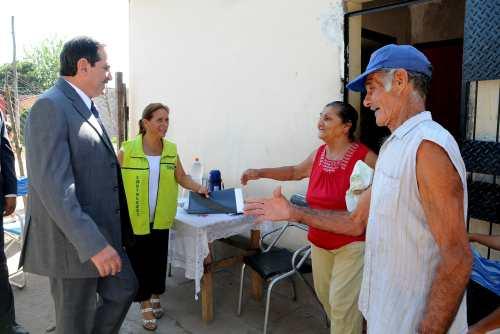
[416,40,463,139]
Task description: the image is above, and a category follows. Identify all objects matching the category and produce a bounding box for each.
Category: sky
[1,0,129,86]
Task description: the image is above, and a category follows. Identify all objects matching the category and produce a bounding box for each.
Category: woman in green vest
[118,102,208,331]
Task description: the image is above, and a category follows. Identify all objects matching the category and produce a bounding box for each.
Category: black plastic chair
[237,194,327,334]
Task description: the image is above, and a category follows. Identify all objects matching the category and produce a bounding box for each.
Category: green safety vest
[121,135,178,235]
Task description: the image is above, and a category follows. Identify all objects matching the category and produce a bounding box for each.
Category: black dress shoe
[10,324,29,334]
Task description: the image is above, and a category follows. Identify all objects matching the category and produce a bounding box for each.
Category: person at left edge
[0,114,28,334]
[21,36,138,334]
[117,102,208,331]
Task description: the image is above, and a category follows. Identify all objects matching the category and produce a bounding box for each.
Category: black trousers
[126,228,169,302]
[0,216,16,333]
[467,279,500,326]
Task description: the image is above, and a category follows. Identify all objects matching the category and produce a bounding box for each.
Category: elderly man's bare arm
[416,140,473,334]
[244,186,370,236]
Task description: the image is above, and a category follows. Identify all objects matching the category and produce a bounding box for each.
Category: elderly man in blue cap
[245,44,472,333]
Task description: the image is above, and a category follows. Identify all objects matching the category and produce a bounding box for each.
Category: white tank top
[146,155,161,223]
[359,112,468,334]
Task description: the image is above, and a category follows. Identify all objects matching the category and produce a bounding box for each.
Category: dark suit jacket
[0,111,17,266]
[0,112,17,206]
[21,78,133,278]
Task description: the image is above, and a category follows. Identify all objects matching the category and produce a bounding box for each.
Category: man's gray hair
[380,69,431,99]
[407,71,431,99]
[382,69,396,92]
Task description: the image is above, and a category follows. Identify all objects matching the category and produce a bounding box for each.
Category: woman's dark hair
[59,36,102,76]
[139,103,170,135]
[324,101,358,141]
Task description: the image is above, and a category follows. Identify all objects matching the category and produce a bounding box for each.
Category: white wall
[129,0,344,202]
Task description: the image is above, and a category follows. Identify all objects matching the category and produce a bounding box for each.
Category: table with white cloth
[168,207,272,322]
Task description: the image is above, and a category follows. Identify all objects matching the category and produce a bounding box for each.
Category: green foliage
[0,61,40,95]
[0,38,63,147]
[23,38,64,91]
[0,37,64,95]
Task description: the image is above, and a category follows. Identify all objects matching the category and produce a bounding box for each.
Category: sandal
[141,307,157,331]
[150,298,164,319]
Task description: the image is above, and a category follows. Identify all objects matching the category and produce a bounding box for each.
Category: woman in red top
[241,101,376,334]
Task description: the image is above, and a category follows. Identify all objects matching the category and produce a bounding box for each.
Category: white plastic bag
[345,160,374,212]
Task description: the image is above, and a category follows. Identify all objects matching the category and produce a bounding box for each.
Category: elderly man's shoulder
[414,118,466,182]
[416,117,459,148]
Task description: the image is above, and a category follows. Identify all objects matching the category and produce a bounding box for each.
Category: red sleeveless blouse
[306,143,368,250]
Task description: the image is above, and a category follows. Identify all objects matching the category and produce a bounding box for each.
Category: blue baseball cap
[346,44,432,92]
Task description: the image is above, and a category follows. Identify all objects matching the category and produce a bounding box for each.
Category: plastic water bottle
[190,157,203,186]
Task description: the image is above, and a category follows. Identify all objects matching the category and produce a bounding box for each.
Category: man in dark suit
[21,36,137,334]
[0,112,27,334]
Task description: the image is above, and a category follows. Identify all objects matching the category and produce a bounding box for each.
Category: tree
[23,37,63,91]
[0,37,64,148]
[0,37,64,95]
[0,61,41,95]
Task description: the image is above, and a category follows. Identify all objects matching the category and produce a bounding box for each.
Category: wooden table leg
[249,230,263,301]
[201,243,214,323]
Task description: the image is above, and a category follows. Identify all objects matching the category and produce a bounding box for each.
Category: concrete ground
[10,240,329,334]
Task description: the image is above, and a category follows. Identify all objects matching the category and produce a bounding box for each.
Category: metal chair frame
[237,222,327,334]
[4,213,26,288]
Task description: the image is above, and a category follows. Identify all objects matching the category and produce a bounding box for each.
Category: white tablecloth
[168,208,272,297]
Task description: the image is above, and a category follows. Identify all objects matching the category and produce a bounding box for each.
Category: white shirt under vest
[359,111,468,334]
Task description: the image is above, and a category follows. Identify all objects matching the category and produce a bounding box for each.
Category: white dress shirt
[64,79,101,125]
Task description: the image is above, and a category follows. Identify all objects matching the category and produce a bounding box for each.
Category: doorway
[345,0,465,152]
